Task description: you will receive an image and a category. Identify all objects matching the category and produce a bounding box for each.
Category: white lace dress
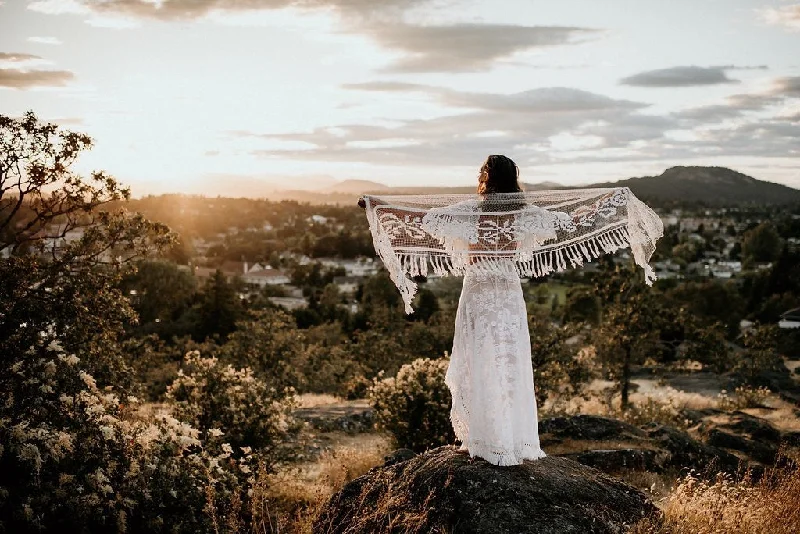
[422,201,548,466]
[447,264,547,466]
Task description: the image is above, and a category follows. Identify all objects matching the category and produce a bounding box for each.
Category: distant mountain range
[575,166,800,207]
[264,166,800,207]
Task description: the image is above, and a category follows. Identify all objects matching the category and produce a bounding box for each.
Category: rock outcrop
[313,445,656,534]
[540,415,744,476]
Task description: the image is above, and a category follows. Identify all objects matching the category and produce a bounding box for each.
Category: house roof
[243,269,288,278]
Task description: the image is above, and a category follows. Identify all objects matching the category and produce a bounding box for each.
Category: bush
[369,357,454,453]
[734,324,786,387]
[166,351,303,466]
[0,341,253,533]
[717,385,771,411]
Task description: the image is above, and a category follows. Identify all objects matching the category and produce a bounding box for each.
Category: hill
[580,166,800,206]
[199,166,800,206]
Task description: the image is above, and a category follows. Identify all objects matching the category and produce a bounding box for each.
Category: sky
[1,0,799,197]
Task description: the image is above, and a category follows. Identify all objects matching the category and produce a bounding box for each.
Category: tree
[591,263,662,409]
[734,323,786,387]
[0,111,172,384]
[562,287,601,325]
[529,313,593,406]
[742,222,783,265]
[666,281,744,338]
[192,270,245,341]
[410,287,440,322]
[119,259,196,326]
[219,308,306,390]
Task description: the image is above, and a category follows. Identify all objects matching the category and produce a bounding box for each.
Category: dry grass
[631,450,800,534]
[616,469,683,502]
[253,432,393,533]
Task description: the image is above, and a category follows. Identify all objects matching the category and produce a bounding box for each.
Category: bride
[359,154,663,467]
[426,155,547,466]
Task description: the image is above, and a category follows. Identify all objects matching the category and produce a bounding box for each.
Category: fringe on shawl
[362,189,663,314]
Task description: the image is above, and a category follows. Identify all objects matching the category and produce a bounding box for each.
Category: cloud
[674,76,800,123]
[27,36,63,45]
[620,66,747,87]
[361,23,600,73]
[0,52,43,62]
[345,82,644,112]
[235,76,800,168]
[760,4,800,31]
[0,68,74,89]
[773,76,800,97]
[27,0,424,21]
[232,85,662,166]
[27,1,601,73]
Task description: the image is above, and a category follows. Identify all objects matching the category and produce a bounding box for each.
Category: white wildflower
[221,443,233,455]
[43,360,57,377]
[99,425,114,440]
[58,354,80,366]
[79,371,97,389]
[208,428,224,438]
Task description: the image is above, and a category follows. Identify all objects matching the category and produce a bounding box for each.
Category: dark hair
[477,155,522,194]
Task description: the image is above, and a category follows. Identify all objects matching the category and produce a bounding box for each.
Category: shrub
[717,385,771,411]
[613,397,690,430]
[369,357,454,453]
[167,350,303,467]
[0,341,252,533]
[734,324,786,387]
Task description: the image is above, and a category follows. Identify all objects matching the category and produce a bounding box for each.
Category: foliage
[610,397,690,430]
[219,308,306,390]
[0,111,173,387]
[120,259,197,327]
[666,280,744,338]
[591,263,664,408]
[717,385,772,411]
[529,316,596,406]
[733,324,787,387]
[591,262,730,408]
[0,341,252,533]
[166,351,302,462]
[561,287,601,325]
[741,221,783,265]
[369,357,454,453]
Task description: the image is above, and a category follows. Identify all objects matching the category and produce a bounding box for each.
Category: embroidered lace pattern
[362,188,664,314]
[361,187,663,466]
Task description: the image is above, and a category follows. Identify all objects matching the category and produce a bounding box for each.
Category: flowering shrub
[0,341,252,533]
[369,357,454,452]
[717,385,772,411]
[167,350,303,467]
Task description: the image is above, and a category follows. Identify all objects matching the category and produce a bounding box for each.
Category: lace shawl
[361,187,664,313]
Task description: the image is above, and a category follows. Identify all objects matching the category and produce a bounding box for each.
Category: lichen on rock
[313,445,657,534]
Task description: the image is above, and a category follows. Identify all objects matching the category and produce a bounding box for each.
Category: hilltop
[264,166,800,207]
[580,166,800,207]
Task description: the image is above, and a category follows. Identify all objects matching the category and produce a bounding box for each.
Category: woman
[361,156,663,465]
[441,154,547,466]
